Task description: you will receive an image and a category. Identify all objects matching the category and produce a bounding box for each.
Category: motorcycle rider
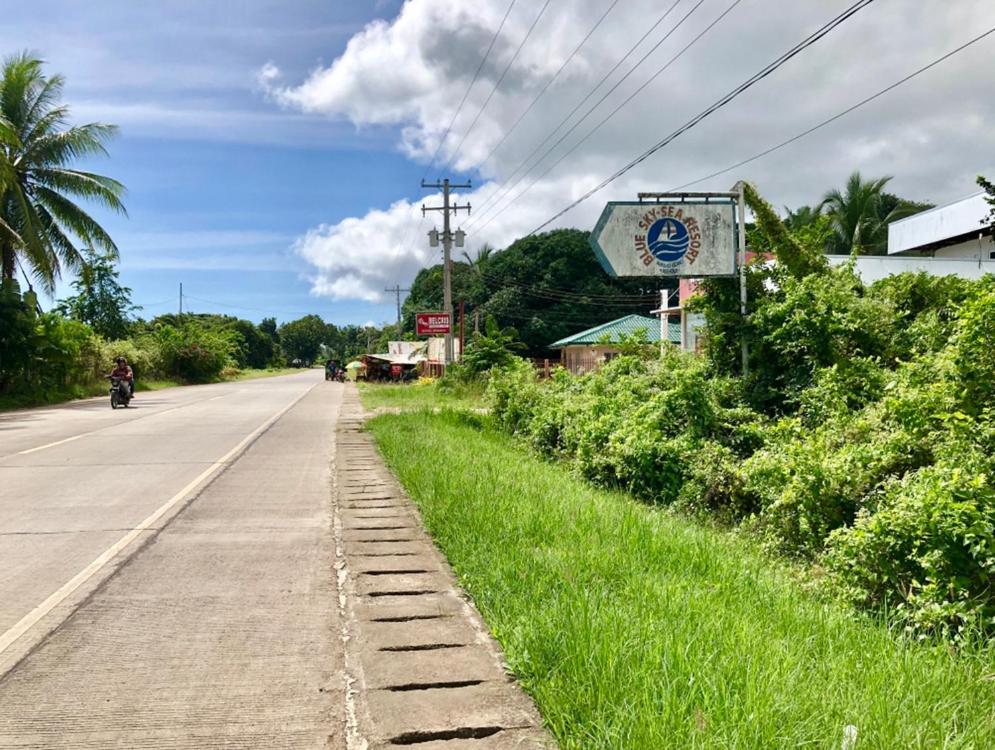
[109,356,135,397]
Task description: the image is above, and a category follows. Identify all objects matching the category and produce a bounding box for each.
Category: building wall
[888,192,989,255]
[560,345,620,374]
[826,254,995,284]
[931,237,995,260]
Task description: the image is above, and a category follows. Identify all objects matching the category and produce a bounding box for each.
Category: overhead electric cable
[474,0,623,173]
[668,24,995,191]
[398,0,518,289]
[469,0,687,220]
[527,0,878,236]
[183,293,338,319]
[422,0,519,174]
[470,0,741,233]
[445,0,554,169]
[473,267,657,302]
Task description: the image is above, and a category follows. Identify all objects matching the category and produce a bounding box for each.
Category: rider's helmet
[116,356,126,365]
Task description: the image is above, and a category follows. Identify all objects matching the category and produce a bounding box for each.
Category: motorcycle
[109,376,132,409]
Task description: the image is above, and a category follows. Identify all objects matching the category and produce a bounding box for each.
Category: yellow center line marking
[0,382,317,658]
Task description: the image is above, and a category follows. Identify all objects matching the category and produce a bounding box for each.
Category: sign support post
[589,187,750,371]
[735,181,749,378]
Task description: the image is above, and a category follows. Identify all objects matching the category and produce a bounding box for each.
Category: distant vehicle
[109,376,132,409]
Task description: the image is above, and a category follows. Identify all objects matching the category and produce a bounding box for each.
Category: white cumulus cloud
[267,0,995,301]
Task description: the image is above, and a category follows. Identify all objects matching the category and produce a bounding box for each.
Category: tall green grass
[368,411,995,749]
[358,380,485,411]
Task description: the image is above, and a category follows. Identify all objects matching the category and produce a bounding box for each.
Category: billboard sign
[590,200,737,277]
[415,312,451,336]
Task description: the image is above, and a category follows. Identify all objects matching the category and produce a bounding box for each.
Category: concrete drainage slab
[334,394,552,750]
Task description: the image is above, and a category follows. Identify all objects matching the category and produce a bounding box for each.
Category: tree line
[403,172,944,357]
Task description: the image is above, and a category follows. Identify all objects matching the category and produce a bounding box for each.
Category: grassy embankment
[367,409,995,750]
[357,379,485,412]
[0,367,301,411]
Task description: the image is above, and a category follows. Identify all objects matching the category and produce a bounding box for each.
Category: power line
[472,0,623,174]
[471,0,741,234]
[133,298,174,309]
[469,0,686,222]
[528,0,879,236]
[468,0,708,230]
[445,0,554,169]
[669,24,995,191]
[473,267,658,302]
[182,293,336,319]
[422,0,519,174]
[398,1,519,295]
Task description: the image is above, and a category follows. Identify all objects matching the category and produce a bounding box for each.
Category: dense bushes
[1,280,284,405]
[152,321,239,381]
[489,267,995,641]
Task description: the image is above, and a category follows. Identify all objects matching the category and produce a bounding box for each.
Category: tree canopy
[56,249,136,340]
[404,229,661,356]
[0,53,125,292]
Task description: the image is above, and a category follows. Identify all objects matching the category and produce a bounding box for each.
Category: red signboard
[416,312,451,335]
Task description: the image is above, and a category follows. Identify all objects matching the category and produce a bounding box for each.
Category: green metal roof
[549,314,681,348]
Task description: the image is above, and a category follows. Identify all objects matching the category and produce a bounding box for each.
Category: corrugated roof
[549,314,681,348]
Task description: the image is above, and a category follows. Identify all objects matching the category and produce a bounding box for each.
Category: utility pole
[179,282,183,317]
[422,178,471,364]
[384,284,411,334]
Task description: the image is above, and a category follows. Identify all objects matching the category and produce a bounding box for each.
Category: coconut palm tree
[819,172,918,256]
[783,204,821,231]
[0,52,125,292]
[461,244,494,273]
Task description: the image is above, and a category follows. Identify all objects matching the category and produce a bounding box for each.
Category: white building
[887,191,993,260]
[828,190,995,283]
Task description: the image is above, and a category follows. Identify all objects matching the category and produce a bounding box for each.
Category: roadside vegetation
[402,172,936,358]
[480,183,995,642]
[358,379,485,412]
[370,410,995,749]
[366,177,995,744]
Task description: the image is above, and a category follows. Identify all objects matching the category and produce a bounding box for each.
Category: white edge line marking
[16,433,88,456]
[0,382,317,657]
[15,401,203,456]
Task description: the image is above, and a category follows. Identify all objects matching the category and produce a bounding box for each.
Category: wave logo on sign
[634,206,702,271]
[646,217,690,263]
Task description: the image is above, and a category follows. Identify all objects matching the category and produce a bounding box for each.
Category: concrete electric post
[421,178,471,365]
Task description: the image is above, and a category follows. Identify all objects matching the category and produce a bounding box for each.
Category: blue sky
[8,0,995,325]
[8,0,425,325]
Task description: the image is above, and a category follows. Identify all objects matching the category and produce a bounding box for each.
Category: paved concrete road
[0,371,346,748]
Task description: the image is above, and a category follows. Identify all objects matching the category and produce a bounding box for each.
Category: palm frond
[22,123,118,167]
[32,200,86,278]
[21,103,69,147]
[21,72,65,133]
[0,53,45,136]
[30,168,126,213]
[34,185,119,255]
[0,53,125,288]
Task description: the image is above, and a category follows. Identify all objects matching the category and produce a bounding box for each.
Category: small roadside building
[550,314,680,374]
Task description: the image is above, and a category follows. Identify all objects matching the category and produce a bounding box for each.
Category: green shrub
[825,464,995,639]
[675,440,752,520]
[154,322,237,382]
[488,357,545,434]
[953,287,995,411]
[101,337,161,381]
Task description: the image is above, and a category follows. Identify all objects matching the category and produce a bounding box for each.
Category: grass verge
[367,410,995,750]
[358,379,485,411]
